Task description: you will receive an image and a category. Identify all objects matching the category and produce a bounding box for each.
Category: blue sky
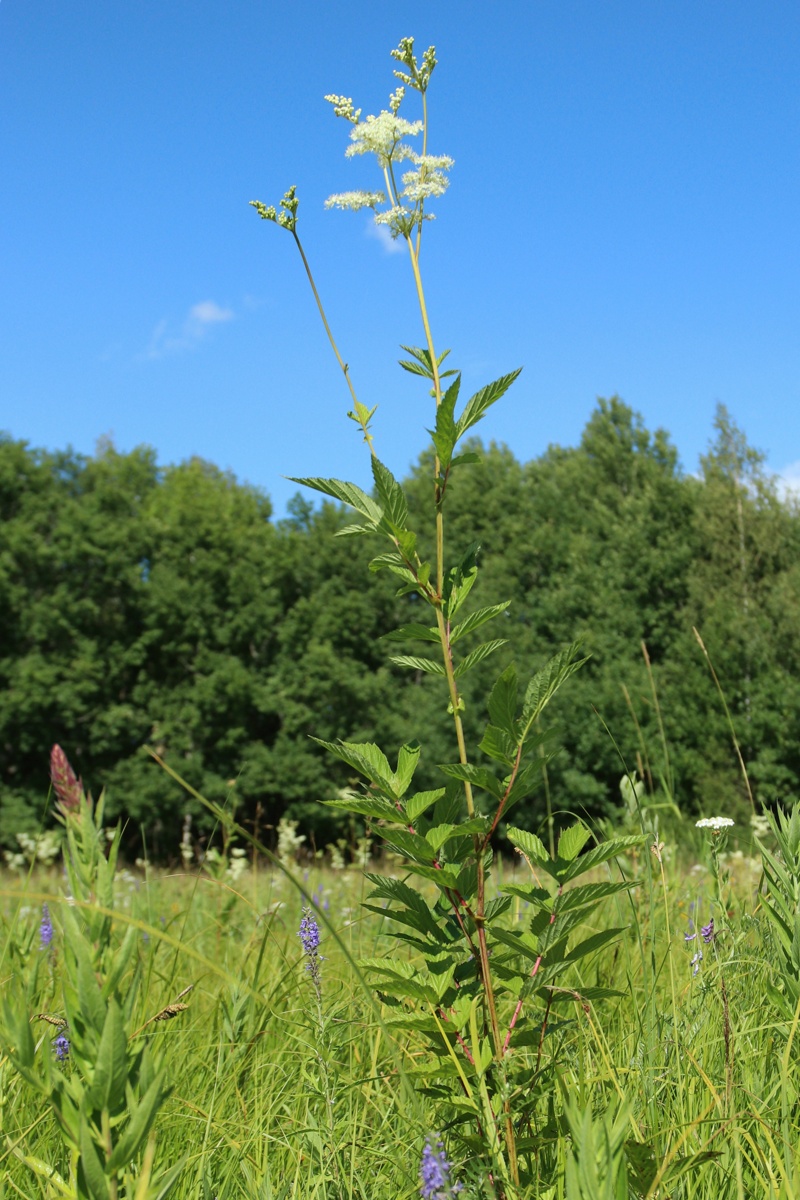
[2,2,799,514]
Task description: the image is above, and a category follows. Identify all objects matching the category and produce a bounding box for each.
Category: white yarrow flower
[696,817,735,830]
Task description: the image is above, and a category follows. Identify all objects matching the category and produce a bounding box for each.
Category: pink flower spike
[49,745,84,815]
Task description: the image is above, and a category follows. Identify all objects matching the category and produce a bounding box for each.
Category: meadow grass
[1,830,798,1200]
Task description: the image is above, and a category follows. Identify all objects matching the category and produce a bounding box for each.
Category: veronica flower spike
[40,904,54,951]
[298,908,323,999]
[53,1034,70,1061]
[420,1135,461,1199]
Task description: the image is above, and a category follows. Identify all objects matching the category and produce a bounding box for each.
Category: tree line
[2,399,798,859]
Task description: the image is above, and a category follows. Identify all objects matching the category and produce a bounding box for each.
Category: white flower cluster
[400,155,454,203]
[324,41,451,242]
[695,817,735,830]
[3,829,62,868]
[345,111,423,167]
[324,190,387,213]
[323,94,361,124]
[277,816,306,867]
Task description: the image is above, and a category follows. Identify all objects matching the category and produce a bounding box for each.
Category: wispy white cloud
[776,460,800,501]
[143,299,234,360]
[365,218,405,255]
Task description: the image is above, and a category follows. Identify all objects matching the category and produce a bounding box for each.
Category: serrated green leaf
[382,829,437,863]
[479,725,517,765]
[557,823,592,862]
[521,640,588,733]
[438,762,505,799]
[361,903,444,943]
[562,927,627,963]
[403,862,461,890]
[390,655,446,675]
[490,927,540,963]
[449,452,481,468]
[453,638,507,678]
[286,476,382,523]
[395,741,421,797]
[381,623,440,644]
[484,895,513,924]
[395,527,417,559]
[311,738,396,795]
[487,663,519,737]
[425,818,488,852]
[399,360,430,378]
[450,602,511,646]
[429,376,461,470]
[554,881,638,912]
[506,826,550,866]
[560,835,646,882]
[322,795,402,821]
[501,883,552,905]
[372,457,409,531]
[333,522,372,538]
[442,544,480,621]
[405,789,446,822]
[455,369,523,439]
[398,344,434,376]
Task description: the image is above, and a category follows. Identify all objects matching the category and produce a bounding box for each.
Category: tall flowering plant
[252,39,643,1197]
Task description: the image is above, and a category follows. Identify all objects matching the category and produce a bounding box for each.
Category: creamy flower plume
[400,156,453,203]
[325,190,387,212]
[346,111,423,167]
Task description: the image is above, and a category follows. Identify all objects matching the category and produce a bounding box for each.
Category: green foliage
[0,796,179,1199]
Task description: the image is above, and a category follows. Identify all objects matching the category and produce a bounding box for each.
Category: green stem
[406,228,519,1193]
[290,229,375,456]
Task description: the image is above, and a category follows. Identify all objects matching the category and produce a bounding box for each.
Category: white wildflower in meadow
[696,817,735,830]
[277,817,306,867]
[227,846,248,884]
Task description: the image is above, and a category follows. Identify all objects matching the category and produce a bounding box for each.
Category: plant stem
[405,226,519,1194]
[291,229,375,456]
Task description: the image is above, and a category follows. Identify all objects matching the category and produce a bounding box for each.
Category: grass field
[1,816,799,1200]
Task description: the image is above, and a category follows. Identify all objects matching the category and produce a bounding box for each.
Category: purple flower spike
[298,910,320,958]
[298,908,322,998]
[691,950,703,976]
[420,1134,461,1199]
[700,918,715,943]
[40,904,53,950]
[53,1035,70,1061]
